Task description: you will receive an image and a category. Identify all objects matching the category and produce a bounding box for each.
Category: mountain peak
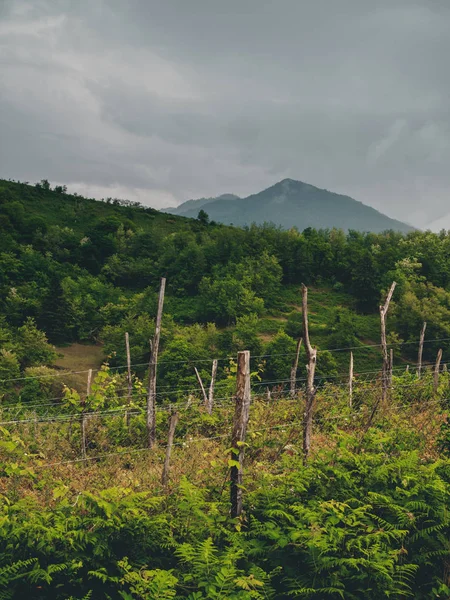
[163,179,413,233]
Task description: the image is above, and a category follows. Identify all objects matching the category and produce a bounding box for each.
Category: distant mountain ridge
[164,193,240,216]
[163,179,413,233]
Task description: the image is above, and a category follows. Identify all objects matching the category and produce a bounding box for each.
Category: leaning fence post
[290,338,302,398]
[389,348,394,387]
[363,282,396,435]
[125,332,132,427]
[380,282,396,405]
[147,277,166,448]
[230,350,251,519]
[161,411,179,487]
[417,322,427,379]
[207,359,218,414]
[81,368,92,460]
[349,351,354,408]
[301,284,317,462]
[194,367,208,406]
[434,349,443,394]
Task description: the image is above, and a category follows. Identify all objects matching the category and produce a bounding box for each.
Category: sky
[1,0,450,229]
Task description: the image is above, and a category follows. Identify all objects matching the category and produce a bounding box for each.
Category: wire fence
[1,376,447,476]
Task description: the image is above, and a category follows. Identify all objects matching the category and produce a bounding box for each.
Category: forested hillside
[1,178,449,386]
[1,178,450,598]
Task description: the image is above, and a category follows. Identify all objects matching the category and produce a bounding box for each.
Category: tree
[199,274,264,324]
[263,332,297,382]
[14,318,56,369]
[328,307,358,349]
[232,314,263,356]
[197,209,209,225]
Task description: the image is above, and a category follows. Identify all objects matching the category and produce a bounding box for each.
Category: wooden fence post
[230,351,251,519]
[417,322,427,379]
[434,349,443,394]
[389,348,394,387]
[362,282,396,436]
[380,282,396,405]
[290,338,302,398]
[194,367,208,406]
[301,284,317,462]
[207,359,218,414]
[125,332,132,427]
[81,368,92,460]
[161,411,179,487]
[349,351,354,408]
[147,277,166,448]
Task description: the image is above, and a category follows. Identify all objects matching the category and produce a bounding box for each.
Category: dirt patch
[53,344,105,392]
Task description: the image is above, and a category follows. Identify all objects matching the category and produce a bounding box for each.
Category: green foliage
[199,273,264,324]
[328,307,358,349]
[14,318,56,369]
[263,331,297,382]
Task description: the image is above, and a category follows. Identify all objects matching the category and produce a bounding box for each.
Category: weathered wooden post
[301,284,317,462]
[349,351,354,408]
[194,367,208,406]
[230,351,251,519]
[417,322,427,379]
[290,338,302,398]
[207,359,218,414]
[147,278,166,448]
[82,368,92,460]
[434,349,443,394]
[125,332,132,427]
[161,411,179,487]
[362,282,397,435]
[389,348,394,387]
[380,282,396,405]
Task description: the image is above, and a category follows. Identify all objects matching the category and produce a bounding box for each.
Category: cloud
[1,0,450,224]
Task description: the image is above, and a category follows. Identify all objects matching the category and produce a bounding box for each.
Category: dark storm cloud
[1,0,450,227]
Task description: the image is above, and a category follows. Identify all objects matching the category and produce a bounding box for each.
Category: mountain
[163,179,413,233]
[163,193,240,216]
[427,213,450,232]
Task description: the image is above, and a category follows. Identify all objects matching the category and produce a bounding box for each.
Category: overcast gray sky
[1,0,450,228]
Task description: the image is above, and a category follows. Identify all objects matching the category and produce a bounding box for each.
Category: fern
[0,558,38,600]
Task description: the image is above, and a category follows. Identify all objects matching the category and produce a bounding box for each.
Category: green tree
[199,274,264,324]
[232,314,263,356]
[14,318,56,369]
[197,209,209,225]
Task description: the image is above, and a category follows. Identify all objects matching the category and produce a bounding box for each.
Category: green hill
[164,178,413,233]
[0,177,449,400]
